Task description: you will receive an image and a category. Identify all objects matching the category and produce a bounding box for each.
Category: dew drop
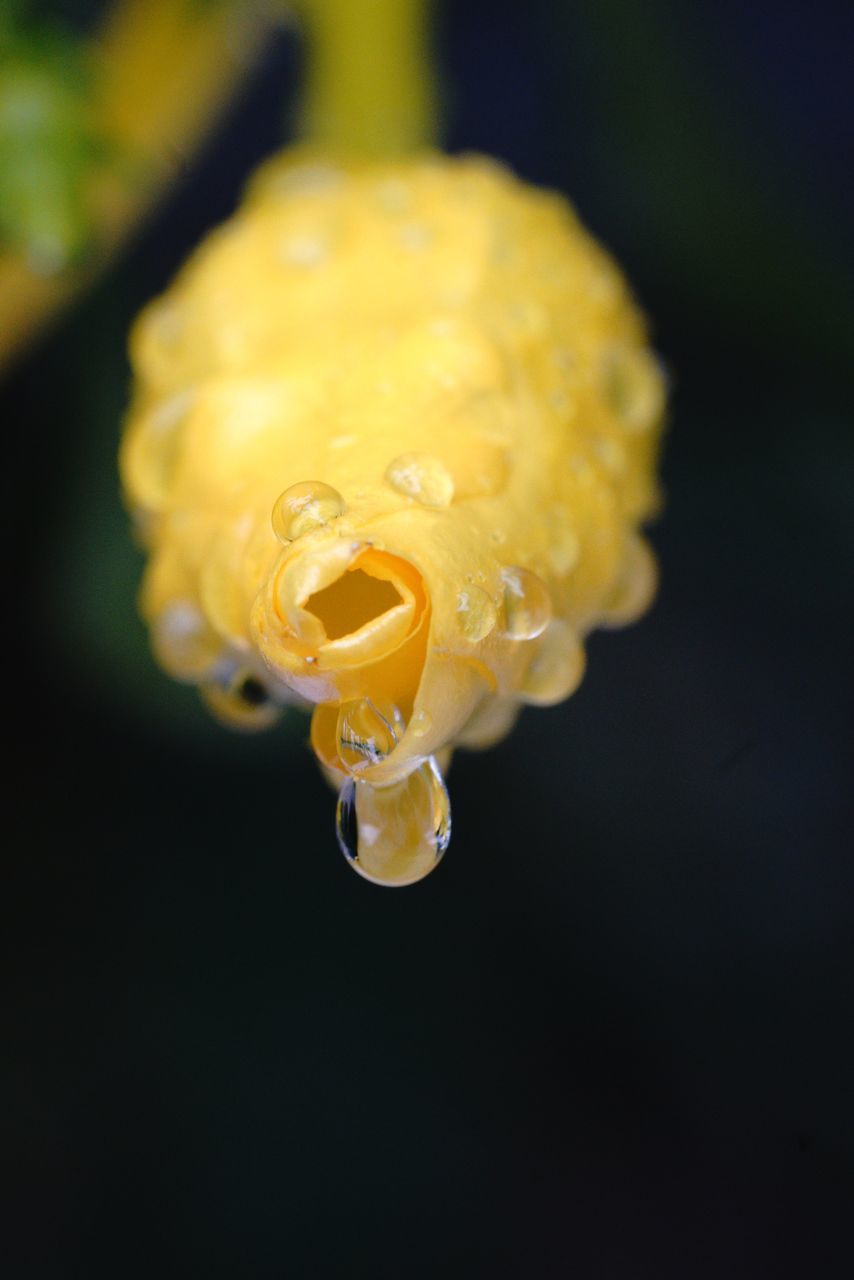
[549,389,573,417]
[129,389,194,509]
[398,222,433,251]
[499,566,552,640]
[337,698,404,772]
[603,345,665,433]
[456,586,498,642]
[410,708,432,738]
[548,523,580,577]
[519,620,585,706]
[384,453,454,508]
[281,233,329,268]
[375,178,411,214]
[336,757,451,887]
[272,481,346,542]
[272,162,341,196]
[201,666,281,732]
[603,534,658,625]
[152,601,221,681]
[148,301,184,349]
[594,436,626,474]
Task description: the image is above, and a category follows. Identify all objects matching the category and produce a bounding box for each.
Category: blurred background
[3,0,853,1275]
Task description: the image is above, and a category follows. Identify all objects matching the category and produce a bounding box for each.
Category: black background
[3,1,854,1275]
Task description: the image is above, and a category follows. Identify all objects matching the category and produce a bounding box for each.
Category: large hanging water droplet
[272,481,346,542]
[519,620,585,706]
[499,566,552,640]
[336,757,451,887]
[456,585,498,641]
[384,453,454,508]
[337,698,405,771]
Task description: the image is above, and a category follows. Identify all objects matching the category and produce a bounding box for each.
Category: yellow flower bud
[121,149,666,883]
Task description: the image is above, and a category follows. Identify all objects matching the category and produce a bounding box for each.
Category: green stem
[297,0,436,155]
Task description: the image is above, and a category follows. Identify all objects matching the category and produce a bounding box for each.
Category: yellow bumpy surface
[121,150,665,803]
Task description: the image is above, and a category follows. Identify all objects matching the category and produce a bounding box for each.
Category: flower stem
[296,0,436,155]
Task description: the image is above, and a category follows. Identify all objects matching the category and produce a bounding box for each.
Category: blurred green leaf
[0,5,105,270]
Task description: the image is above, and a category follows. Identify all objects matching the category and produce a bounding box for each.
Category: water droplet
[603,345,665,433]
[410,708,432,738]
[127,389,194,509]
[272,162,341,196]
[152,601,221,681]
[549,389,573,416]
[594,436,626,473]
[603,534,657,625]
[384,453,454,508]
[398,222,433,251]
[201,667,281,731]
[272,481,346,542]
[336,757,451,887]
[456,586,498,642]
[499,566,552,640]
[519,621,585,706]
[337,699,404,772]
[148,301,184,349]
[376,178,411,214]
[508,300,546,335]
[547,522,580,577]
[281,234,329,267]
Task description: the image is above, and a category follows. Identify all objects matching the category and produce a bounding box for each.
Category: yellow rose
[121,149,665,885]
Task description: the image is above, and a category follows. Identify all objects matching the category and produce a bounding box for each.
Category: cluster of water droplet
[265,471,588,879]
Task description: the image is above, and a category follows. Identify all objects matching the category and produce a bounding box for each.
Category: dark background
[3,1,854,1275]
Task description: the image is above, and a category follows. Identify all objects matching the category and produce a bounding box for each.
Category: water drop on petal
[602,533,658,625]
[398,222,433,251]
[456,586,498,641]
[336,757,451,887]
[272,481,346,542]
[519,620,585,706]
[152,601,222,681]
[384,453,454,508]
[281,233,329,268]
[126,389,195,510]
[499,566,552,640]
[201,667,282,731]
[410,708,432,738]
[603,344,665,434]
[337,698,404,771]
